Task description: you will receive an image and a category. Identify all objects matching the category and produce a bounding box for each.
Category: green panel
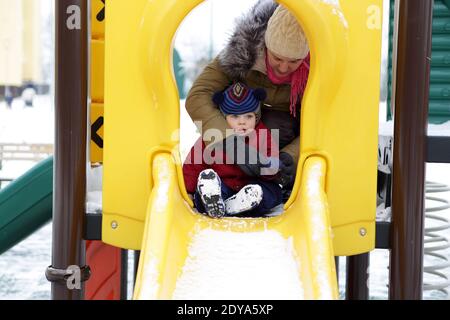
[387,0,450,124]
[436,1,450,16]
[431,69,450,83]
[429,100,450,115]
[0,157,53,255]
[432,34,450,50]
[430,51,450,67]
[443,0,450,12]
[429,84,450,99]
[173,49,186,99]
[432,17,450,33]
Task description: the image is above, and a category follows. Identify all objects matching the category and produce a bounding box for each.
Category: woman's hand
[276,152,296,188]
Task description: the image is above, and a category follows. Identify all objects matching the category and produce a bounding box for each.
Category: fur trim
[218,0,278,80]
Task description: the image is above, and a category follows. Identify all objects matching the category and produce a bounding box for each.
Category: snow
[172,229,304,300]
[0,223,52,300]
[86,165,103,214]
[86,191,102,214]
[428,122,450,137]
[0,95,53,144]
[0,95,54,180]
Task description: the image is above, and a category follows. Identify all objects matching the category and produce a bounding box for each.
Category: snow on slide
[172,229,304,300]
[133,154,338,300]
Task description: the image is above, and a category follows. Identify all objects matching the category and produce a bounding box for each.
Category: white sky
[175,0,257,59]
[37,0,257,58]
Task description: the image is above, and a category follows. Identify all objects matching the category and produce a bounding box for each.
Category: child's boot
[196,169,225,218]
[224,184,263,215]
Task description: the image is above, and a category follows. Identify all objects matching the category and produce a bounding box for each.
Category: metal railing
[423,181,450,296]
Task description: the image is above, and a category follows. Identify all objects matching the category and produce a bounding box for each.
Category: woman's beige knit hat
[264,6,309,60]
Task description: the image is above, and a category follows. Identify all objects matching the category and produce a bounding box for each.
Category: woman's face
[267,50,303,78]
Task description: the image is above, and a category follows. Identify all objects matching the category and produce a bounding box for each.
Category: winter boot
[196,169,225,218]
[224,184,263,215]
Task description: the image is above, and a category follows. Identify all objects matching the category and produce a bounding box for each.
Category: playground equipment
[1,0,446,300]
[103,0,382,257]
[0,143,52,187]
[388,0,450,123]
[423,182,450,295]
[0,157,52,255]
[51,0,433,300]
[101,0,383,299]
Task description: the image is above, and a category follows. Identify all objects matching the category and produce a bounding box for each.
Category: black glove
[276,152,296,189]
[221,135,277,177]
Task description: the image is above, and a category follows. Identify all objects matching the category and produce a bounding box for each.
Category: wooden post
[389,0,433,300]
[47,0,89,300]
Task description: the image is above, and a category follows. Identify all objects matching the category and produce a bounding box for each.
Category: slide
[133,153,338,300]
[0,157,53,255]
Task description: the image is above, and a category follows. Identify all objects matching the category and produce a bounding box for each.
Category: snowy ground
[1,96,450,300]
[0,96,54,299]
[337,162,450,300]
[0,95,54,178]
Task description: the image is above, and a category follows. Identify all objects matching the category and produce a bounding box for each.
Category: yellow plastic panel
[91,0,105,39]
[133,153,337,299]
[282,0,383,255]
[103,0,382,255]
[103,0,200,249]
[90,40,104,103]
[90,103,104,163]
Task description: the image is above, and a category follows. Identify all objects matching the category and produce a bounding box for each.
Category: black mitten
[222,135,273,177]
[276,152,296,188]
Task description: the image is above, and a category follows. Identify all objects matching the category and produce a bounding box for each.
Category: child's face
[226,113,256,135]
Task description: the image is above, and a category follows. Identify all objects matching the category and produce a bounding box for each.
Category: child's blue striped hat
[212,82,266,121]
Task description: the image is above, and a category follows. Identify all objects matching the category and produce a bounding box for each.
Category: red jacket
[183,122,278,193]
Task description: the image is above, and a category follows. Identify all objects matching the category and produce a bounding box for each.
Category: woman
[185,0,310,190]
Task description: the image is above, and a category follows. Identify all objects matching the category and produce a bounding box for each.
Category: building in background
[0,0,47,107]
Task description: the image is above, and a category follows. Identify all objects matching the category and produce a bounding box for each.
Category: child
[183,82,283,218]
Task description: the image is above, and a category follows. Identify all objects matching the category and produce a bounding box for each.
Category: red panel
[85,241,123,300]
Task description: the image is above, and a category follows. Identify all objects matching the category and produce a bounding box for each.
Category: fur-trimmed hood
[218,0,278,80]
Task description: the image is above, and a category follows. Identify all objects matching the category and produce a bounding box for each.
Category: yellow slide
[133,153,337,300]
[100,0,383,300]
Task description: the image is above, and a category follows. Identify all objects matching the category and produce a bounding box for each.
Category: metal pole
[121,250,129,300]
[389,0,433,300]
[346,254,370,300]
[134,250,141,287]
[46,0,89,300]
[335,256,339,287]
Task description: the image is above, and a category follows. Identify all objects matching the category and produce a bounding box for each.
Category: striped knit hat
[212,82,266,123]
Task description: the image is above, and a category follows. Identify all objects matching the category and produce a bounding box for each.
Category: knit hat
[212,82,266,123]
[264,6,309,60]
